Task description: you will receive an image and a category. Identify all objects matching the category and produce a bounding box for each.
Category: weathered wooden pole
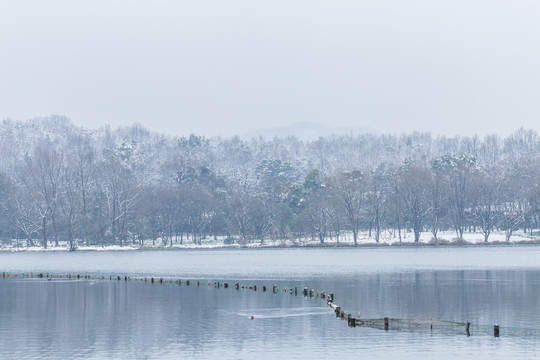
[384,317,389,331]
[494,325,499,337]
[262,285,266,292]
[348,314,356,327]
[466,322,470,337]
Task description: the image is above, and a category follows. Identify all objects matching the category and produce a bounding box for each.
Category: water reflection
[1,268,540,359]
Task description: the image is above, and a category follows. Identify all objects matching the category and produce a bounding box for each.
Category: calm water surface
[1,246,539,359]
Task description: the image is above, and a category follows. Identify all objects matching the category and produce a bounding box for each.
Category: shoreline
[2,239,540,252]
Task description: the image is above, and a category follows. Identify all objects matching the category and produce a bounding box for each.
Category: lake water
[1,246,540,359]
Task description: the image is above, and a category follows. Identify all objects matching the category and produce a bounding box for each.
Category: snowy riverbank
[2,230,539,252]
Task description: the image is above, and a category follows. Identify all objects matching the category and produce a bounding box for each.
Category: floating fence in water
[326,298,540,338]
[2,271,533,338]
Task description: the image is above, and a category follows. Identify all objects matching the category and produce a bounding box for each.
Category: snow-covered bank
[1,230,539,252]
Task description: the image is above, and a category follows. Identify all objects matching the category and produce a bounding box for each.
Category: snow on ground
[1,230,539,251]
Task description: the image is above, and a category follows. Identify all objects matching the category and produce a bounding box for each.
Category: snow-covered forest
[0,116,538,249]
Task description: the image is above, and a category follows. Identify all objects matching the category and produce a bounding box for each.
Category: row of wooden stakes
[1,271,333,301]
[2,271,502,337]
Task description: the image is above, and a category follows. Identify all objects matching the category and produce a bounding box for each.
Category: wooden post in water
[384,317,389,331]
[262,285,266,292]
[348,314,356,327]
[466,322,470,336]
[494,325,500,337]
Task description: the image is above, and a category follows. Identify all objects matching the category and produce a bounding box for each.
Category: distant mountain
[240,122,373,141]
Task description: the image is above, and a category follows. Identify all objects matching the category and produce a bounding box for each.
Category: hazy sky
[1,1,539,138]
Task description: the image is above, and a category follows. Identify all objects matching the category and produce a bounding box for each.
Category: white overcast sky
[1,1,539,138]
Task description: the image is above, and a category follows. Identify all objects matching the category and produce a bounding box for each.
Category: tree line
[0,116,538,249]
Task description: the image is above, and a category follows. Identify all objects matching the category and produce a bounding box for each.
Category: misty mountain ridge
[240,122,374,141]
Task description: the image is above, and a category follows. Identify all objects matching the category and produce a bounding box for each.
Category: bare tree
[365,165,389,243]
[303,185,332,244]
[335,170,365,246]
[398,165,431,242]
[19,142,63,248]
[0,175,40,247]
[101,147,140,247]
[71,132,96,245]
[433,154,477,239]
[472,168,500,242]
[59,163,81,250]
[427,165,446,240]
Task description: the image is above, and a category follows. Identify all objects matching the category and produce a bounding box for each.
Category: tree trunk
[52,213,59,246]
[42,216,48,249]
